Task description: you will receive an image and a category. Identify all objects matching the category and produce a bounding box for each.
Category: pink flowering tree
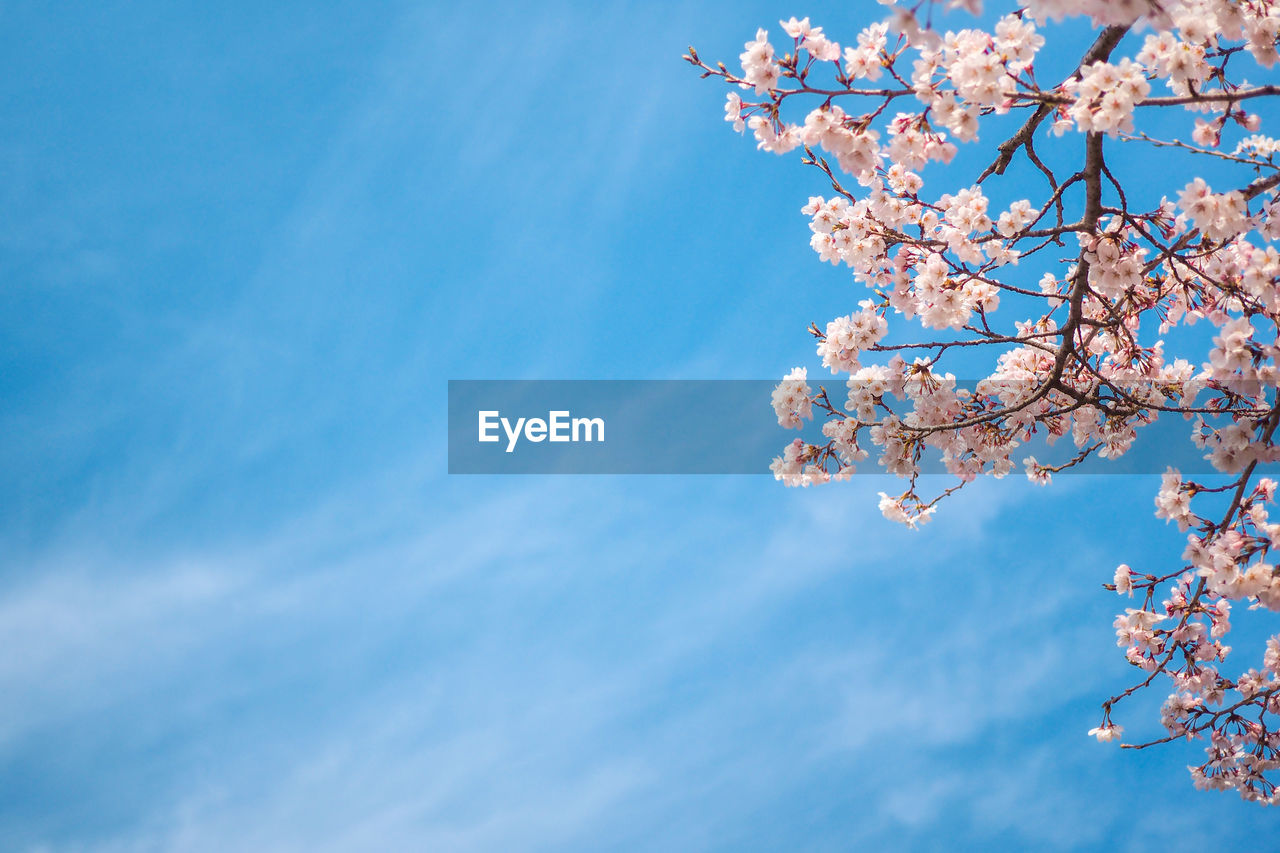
[687,0,1280,802]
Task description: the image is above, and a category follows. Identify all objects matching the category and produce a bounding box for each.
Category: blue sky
[2,1,1278,850]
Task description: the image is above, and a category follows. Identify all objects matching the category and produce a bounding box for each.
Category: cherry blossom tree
[687,0,1280,803]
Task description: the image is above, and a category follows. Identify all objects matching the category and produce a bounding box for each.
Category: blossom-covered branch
[688,0,1280,803]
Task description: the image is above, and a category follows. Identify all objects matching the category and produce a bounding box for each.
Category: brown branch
[976,25,1130,184]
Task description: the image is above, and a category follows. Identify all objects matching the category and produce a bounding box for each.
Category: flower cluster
[816,303,888,374]
[1061,59,1151,136]
[770,367,812,430]
[1137,30,1212,94]
[1178,178,1251,242]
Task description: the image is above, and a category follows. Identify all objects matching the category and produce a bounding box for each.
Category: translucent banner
[447,379,1266,476]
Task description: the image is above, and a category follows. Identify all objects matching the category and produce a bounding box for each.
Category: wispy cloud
[0,469,1107,851]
